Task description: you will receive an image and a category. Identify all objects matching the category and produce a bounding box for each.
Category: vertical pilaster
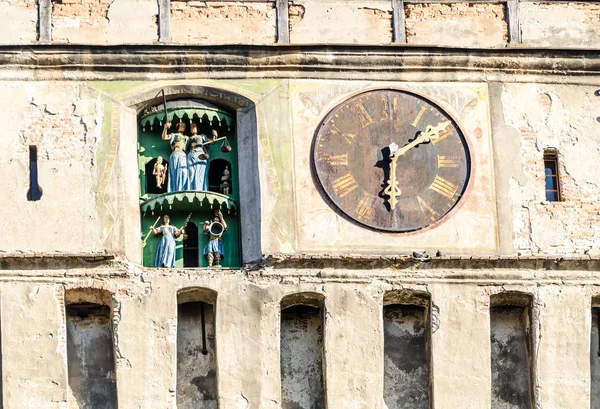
[38,0,51,42]
[536,287,589,409]
[429,284,492,409]
[507,0,522,44]
[392,0,406,43]
[158,0,171,43]
[276,0,290,43]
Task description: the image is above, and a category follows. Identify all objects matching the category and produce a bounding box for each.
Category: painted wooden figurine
[162,121,189,192]
[220,165,231,195]
[203,210,227,267]
[188,124,216,191]
[153,156,168,189]
[150,215,184,268]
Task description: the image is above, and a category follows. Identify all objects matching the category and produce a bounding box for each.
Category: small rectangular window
[27,145,42,201]
[544,151,560,202]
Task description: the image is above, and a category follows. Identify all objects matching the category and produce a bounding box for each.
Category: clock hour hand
[383,143,402,210]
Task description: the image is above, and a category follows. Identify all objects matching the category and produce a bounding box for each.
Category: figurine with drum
[203,209,227,267]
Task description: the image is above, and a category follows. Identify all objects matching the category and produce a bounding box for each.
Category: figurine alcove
[138,98,241,268]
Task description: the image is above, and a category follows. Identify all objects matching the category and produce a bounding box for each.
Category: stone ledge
[0,44,599,83]
[262,253,600,271]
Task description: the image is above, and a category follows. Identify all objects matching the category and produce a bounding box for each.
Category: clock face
[312,89,471,232]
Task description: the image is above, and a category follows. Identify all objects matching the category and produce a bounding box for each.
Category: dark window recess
[280,304,325,409]
[490,305,532,409]
[27,146,42,201]
[208,159,231,193]
[183,222,199,268]
[66,303,117,409]
[544,152,561,202]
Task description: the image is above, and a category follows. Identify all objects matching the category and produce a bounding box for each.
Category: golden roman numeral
[353,104,374,128]
[437,155,460,168]
[330,123,355,145]
[417,196,438,221]
[411,105,427,127]
[355,192,375,221]
[432,127,453,144]
[333,173,359,198]
[429,175,458,200]
[320,153,348,166]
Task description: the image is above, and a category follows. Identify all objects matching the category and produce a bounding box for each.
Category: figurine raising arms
[153,156,168,189]
[162,121,189,192]
[150,215,184,268]
[203,210,227,267]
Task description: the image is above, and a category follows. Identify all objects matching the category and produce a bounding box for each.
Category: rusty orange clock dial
[312,89,471,232]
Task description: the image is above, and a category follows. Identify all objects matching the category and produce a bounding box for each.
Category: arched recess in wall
[490,292,534,409]
[280,292,326,409]
[124,85,260,269]
[382,290,431,409]
[64,288,118,409]
[176,288,219,409]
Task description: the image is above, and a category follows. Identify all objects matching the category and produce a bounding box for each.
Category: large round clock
[312,89,471,232]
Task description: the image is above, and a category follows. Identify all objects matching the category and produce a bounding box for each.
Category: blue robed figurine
[162,121,189,192]
[203,210,227,267]
[188,124,217,191]
[150,215,184,268]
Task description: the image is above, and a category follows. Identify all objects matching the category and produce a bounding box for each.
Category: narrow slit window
[544,151,560,202]
[27,145,42,201]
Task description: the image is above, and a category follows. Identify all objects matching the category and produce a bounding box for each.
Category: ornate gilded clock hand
[395,121,452,157]
[384,143,402,210]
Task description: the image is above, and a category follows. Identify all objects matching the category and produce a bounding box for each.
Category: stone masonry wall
[405,2,508,47]
[52,0,158,44]
[170,1,276,44]
[0,0,37,44]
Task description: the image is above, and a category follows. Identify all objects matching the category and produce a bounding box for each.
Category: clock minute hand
[395,120,452,157]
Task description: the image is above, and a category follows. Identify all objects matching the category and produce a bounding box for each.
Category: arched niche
[176,287,219,409]
[118,84,261,266]
[134,92,252,269]
[382,290,431,409]
[64,288,118,409]
[208,158,232,194]
[279,292,326,409]
[183,222,199,268]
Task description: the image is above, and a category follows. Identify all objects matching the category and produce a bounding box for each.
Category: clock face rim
[310,87,476,234]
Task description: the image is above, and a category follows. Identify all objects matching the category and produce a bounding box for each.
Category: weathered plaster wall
[289,0,392,44]
[52,0,158,44]
[383,304,429,409]
[0,0,37,44]
[499,84,600,256]
[0,82,106,254]
[405,2,507,48]
[171,1,276,44]
[490,305,531,409]
[0,268,593,409]
[280,305,325,409]
[521,2,600,48]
